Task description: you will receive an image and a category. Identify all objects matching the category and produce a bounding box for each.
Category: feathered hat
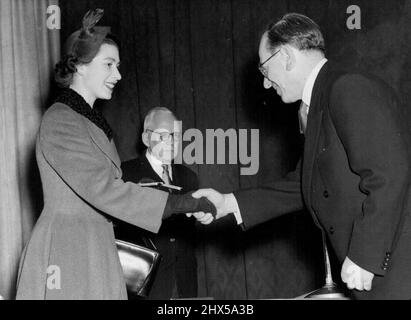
[63,8,111,62]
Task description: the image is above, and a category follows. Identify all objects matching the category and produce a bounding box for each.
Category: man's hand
[186,212,214,225]
[341,256,374,291]
[191,188,231,220]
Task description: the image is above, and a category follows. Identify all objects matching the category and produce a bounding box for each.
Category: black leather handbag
[115,237,161,297]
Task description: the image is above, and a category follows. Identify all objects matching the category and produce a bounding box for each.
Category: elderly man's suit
[116,156,198,299]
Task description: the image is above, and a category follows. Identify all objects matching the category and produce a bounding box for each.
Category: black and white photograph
[1,0,411,312]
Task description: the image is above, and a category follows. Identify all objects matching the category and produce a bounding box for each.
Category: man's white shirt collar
[302,58,328,109]
[145,150,173,181]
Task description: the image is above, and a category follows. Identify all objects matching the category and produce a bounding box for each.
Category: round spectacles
[258,49,280,78]
[146,129,182,142]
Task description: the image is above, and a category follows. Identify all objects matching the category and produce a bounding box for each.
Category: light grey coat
[16,103,168,299]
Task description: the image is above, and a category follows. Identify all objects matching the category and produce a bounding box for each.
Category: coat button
[382,266,388,271]
[323,190,329,198]
[329,227,335,235]
[170,238,176,242]
[386,252,391,257]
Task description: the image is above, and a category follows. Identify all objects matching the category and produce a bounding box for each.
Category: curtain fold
[0,0,60,299]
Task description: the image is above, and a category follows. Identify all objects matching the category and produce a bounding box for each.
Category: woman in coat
[15,9,214,300]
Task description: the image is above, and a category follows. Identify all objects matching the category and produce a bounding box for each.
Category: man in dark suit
[193,13,411,299]
[115,107,199,299]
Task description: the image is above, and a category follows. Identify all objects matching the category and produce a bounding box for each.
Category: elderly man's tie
[161,164,172,184]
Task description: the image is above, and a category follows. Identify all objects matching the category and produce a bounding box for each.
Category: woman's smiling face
[80,43,122,102]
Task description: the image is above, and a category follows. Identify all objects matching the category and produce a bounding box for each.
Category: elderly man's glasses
[146,129,182,142]
[258,49,280,78]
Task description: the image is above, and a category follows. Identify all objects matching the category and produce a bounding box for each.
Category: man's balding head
[142,107,181,164]
[143,107,177,132]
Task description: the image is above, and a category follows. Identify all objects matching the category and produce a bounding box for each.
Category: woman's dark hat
[63,8,111,62]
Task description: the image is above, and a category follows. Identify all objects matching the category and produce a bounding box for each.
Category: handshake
[163,188,230,225]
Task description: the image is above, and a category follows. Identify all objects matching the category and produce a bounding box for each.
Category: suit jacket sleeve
[329,74,410,275]
[39,105,168,233]
[233,159,304,230]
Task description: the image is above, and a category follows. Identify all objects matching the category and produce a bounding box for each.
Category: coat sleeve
[39,104,168,233]
[234,159,304,230]
[182,166,199,192]
[329,74,411,275]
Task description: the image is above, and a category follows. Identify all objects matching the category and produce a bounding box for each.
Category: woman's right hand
[162,192,216,219]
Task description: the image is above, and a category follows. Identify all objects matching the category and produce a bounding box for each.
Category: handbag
[115,236,161,298]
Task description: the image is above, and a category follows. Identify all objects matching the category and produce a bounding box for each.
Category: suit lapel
[85,120,121,170]
[171,165,180,186]
[139,155,163,182]
[301,109,323,209]
[301,63,330,210]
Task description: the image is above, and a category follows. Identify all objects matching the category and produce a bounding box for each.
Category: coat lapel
[85,120,121,170]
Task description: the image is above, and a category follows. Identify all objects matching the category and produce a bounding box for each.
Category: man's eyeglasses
[146,129,182,142]
[258,49,280,78]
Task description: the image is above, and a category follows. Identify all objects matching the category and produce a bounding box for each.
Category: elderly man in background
[115,107,200,299]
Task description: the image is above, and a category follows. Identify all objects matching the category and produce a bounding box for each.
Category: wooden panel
[101,0,143,160]
[188,0,246,299]
[398,1,411,124]
[189,0,239,191]
[174,0,198,175]
[156,0,176,109]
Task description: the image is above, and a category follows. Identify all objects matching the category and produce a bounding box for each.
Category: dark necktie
[161,164,171,184]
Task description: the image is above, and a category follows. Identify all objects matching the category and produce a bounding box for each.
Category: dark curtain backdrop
[59,0,411,299]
